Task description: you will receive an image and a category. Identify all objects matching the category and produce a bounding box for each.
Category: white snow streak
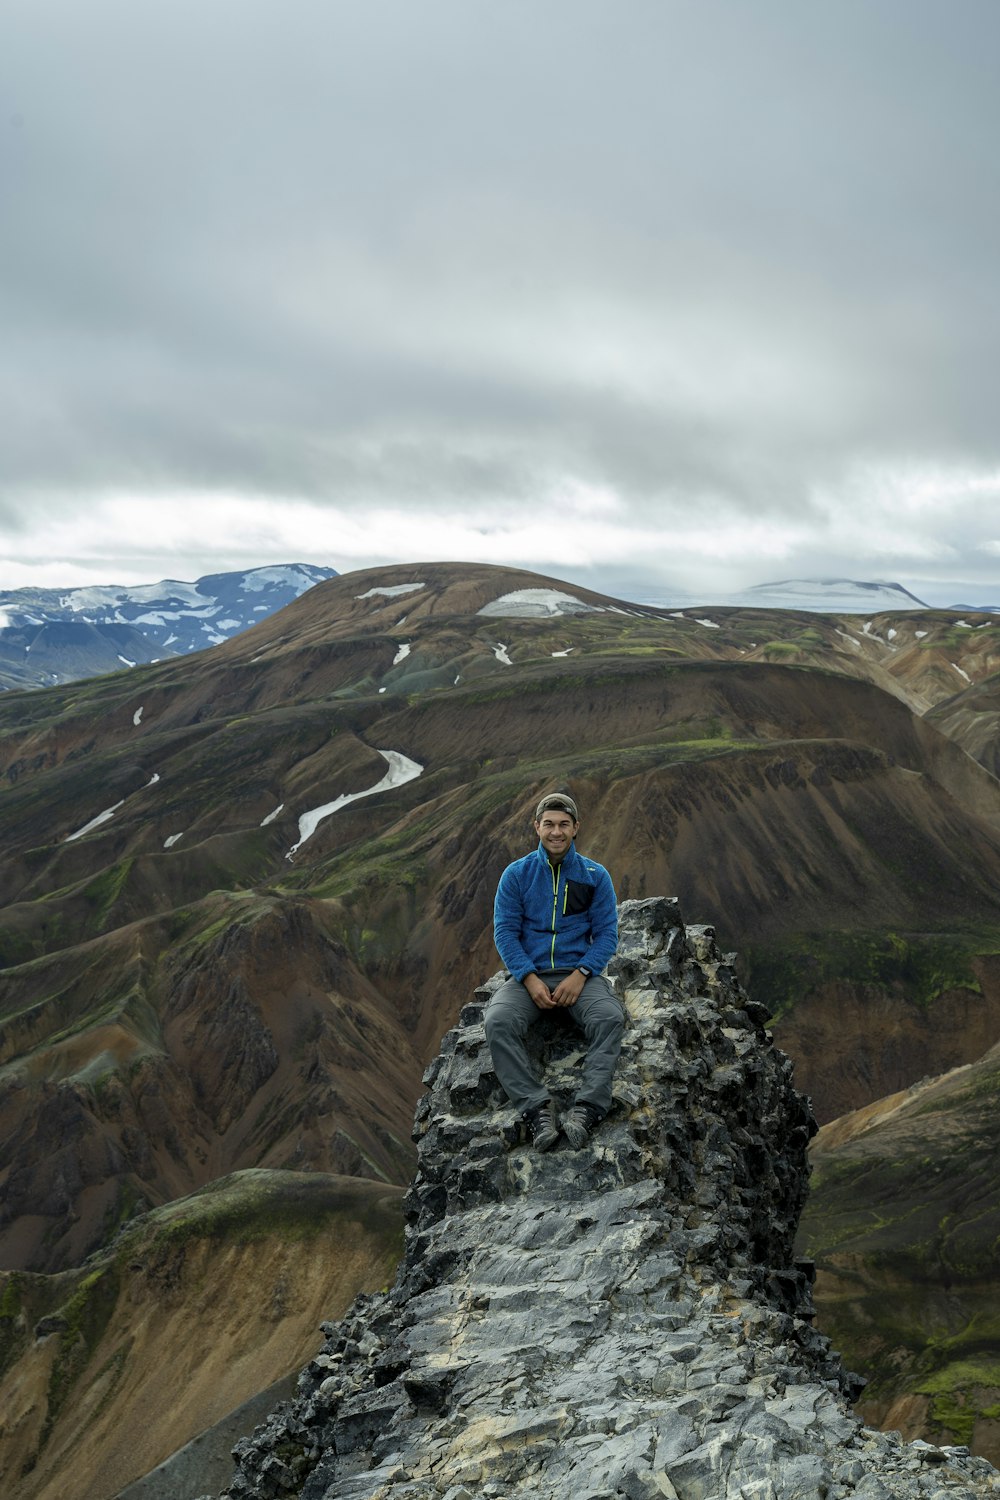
[118,655,136,668]
[695,618,720,629]
[287,750,424,858]
[164,833,184,848]
[65,771,159,841]
[356,583,425,599]
[260,803,285,827]
[66,800,126,842]
[133,706,144,726]
[478,589,599,618]
[551,648,574,657]
[915,631,928,638]
[493,643,513,665]
[393,642,411,665]
[952,662,972,683]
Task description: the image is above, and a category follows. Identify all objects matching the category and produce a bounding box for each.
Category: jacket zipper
[549,859,559,968]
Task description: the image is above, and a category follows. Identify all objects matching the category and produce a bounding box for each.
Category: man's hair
[535,793,579,821]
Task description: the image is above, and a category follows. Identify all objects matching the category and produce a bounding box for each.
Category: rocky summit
[204,900,1000,1500]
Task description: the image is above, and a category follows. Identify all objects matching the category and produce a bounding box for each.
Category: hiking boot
[562,1102,603,1149]
[522,1100,560,1151]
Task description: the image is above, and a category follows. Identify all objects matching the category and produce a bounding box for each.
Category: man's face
[534,808,579,862]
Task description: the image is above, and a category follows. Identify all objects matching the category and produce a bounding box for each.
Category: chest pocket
[564,879,595,916]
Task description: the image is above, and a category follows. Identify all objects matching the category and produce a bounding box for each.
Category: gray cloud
[2,0,1000,594]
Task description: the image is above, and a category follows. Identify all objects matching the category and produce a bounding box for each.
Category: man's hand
[524,974,558,1009]
[551,969,586,1008]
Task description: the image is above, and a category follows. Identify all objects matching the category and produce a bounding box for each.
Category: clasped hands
[524,970,586,1010]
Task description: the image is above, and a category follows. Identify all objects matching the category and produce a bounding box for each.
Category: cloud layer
[3,0,1000,602]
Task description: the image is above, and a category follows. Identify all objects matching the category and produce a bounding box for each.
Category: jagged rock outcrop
[204,898,1000,1499]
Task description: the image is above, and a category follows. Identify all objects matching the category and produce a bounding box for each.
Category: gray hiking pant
[484,970,625,1116]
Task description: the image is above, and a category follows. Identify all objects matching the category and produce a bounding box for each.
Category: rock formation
[204,900,1000,1500]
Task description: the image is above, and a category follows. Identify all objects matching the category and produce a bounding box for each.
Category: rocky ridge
[205,900,1000,1500]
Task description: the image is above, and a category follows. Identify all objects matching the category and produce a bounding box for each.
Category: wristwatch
[576,966,592,978]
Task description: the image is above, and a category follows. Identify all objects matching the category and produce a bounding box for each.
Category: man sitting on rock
[485,792,623,1150]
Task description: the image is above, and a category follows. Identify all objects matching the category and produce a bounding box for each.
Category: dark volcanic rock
[204,898,1000,1498]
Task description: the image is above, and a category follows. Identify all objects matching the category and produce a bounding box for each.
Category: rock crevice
[209,898,1000,1499]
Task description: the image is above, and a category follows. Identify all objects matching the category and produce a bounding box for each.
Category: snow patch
[834,630,862,650]
[493,643,513,666]
[240,565,319,592]
[164,833,184,848]
[146,773,160,786]
[669,612,685,619]
[356,583,425,599]
[956,620,972,629]
[393,642,411,665]
[260,803,284,827]
[952,662,972,683]
[551,648,574,657]
[695,618,720,630]
[0,609,11,629]
[133,706,144,726]
[66,800,126,842]
[217,617,241,630]
[478,589,600,618]
[61,580,208,613]
[287,750,424,857]
[135,604,221,624]
[887,628,897,641]
[915,630,928,639]
[118,655,136,668]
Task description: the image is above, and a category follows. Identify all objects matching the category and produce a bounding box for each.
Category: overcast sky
[2,0,999,605]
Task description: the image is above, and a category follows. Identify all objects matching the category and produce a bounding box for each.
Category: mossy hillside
[802,1051,1000,1449]
[0,944,160,1069]
[118,1167,405,1256]
[3,821,279,964]
[746,928,1000,1023]
[7,1171,405,1475]
[808,1262,1000,1449]
[0,1266,87,1382]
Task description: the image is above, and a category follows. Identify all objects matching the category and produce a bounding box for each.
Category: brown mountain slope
[928,672,1000,779]
[0,1171,403,1500]
[800,1042,1000,1462]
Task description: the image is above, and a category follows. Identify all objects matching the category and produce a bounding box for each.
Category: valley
[2,560,1000,1490]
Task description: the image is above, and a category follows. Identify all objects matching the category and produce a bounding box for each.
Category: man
[485,792,623,1150]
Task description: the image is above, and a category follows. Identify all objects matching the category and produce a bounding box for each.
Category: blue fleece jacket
[493,842,618,981]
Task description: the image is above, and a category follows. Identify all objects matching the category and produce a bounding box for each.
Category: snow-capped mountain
[0,564,337,690]
[727,578,931,612]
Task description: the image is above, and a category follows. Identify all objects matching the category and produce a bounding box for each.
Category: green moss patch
[747,928,1000,1022]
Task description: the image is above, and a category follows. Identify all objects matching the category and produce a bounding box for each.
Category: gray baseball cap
[535,793,579,821]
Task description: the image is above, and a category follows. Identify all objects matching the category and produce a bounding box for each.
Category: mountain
[3,559,1000,1488]
[801,1039,1000,1461]
[0,563,336,690]
[731,578,931,612]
